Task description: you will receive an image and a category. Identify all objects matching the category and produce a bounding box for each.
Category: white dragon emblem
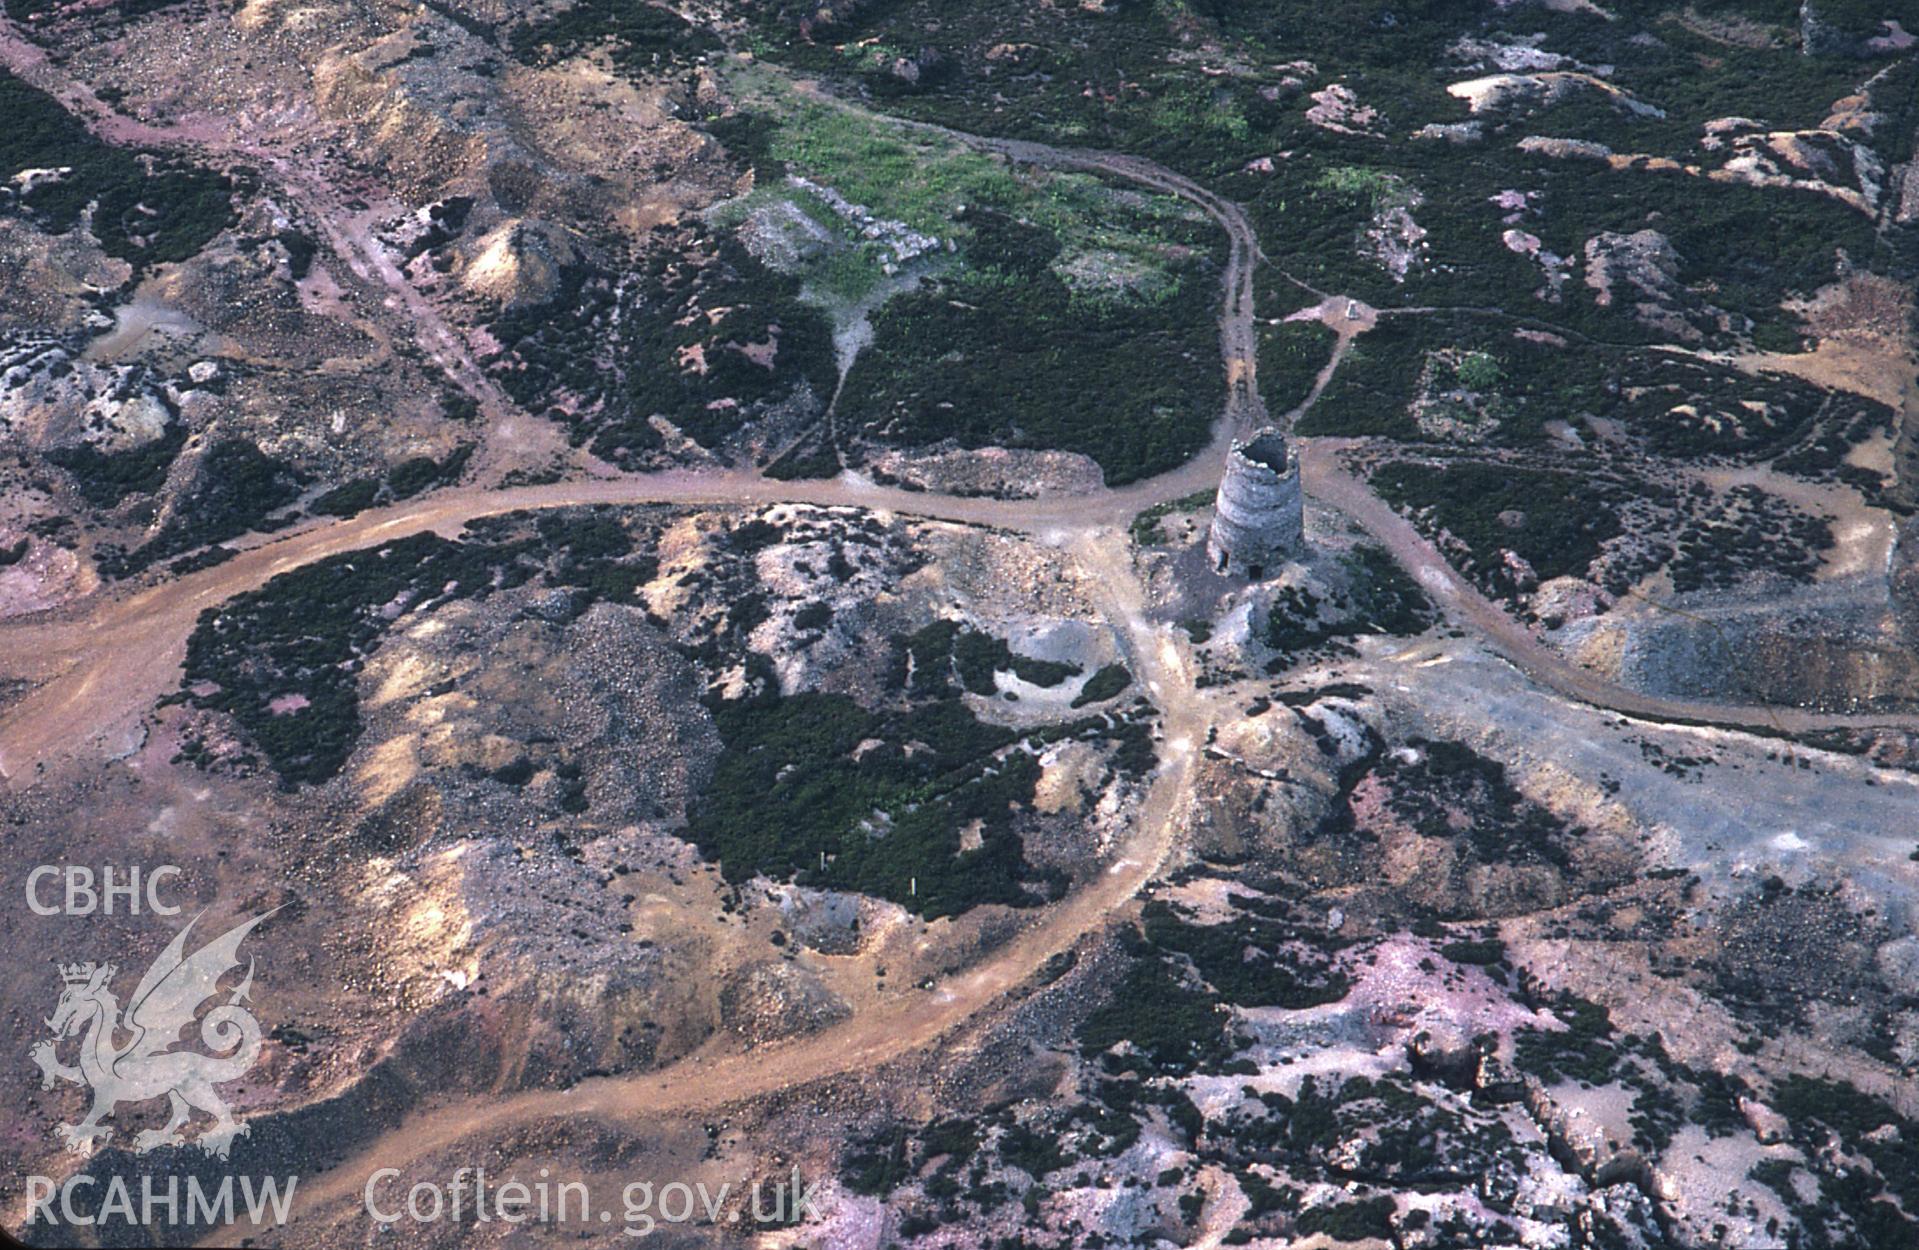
[30,908,275,1159]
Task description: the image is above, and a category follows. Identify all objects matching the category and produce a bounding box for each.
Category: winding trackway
[3,81,1913,783]
[886,113,1274,428]
[1299,443,1919,736]
[0,75,1270,785]
[1,38,1916,1238]
[260,529,1207,1237]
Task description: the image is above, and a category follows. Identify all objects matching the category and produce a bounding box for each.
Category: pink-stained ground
[764,1185,884,1250]
[1187,933,1563,1114]
[733,330,781,369]
[0,531,96,620]
[1869,20,1916,52]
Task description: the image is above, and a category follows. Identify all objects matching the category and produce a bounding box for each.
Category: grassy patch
[717,72,1215,304]
[837,206,1222,483]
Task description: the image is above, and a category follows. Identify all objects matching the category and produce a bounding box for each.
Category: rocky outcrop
[0,342,176,454]
[1582,229,1729,342]
[456,218,583,308]
[311,45,490,201]
[1517,135,1614,162]
[1305,83,1383,136]
[1447,72,1663,119]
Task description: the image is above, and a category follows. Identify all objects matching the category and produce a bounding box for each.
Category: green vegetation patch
[508,0,721,74]
[733,0,1907,350]
[893,619,1081,696]
[310,478,383,519]
[1514,992,1621,1086]
[740,84,1014,238]
[1071,663,1133,709]
[313,445,475,520]
[47,419,186,510]
[1536,2,1916,141]
[1314,737,1584,896]
[1764,1076,1919,1247]
[1668,484,1835,592]
[703,78,1229,478]
[1264,544,1437,663]
[4,0,196,30]
[685,597,1157,917]
[97,438,307,578]
[179,512,659,785]
[1258,319,1339,418]
[1371,460,1625,597]
[1142,900,1351,1010]
[716,74,1213,299]
[1607,354,1886,464]
[487,226,836,464]
[0,70,235,270]
[1298,319,1603,445]
[1294,321,1427,440]
[1296,1196,1396,1242]
[841,1117,981,1198]
[1213,1068,1518,1197]
[731,0,1314,178]
[838,207,1223,484]
[1078,954,1235,1075]
[1130,489,1212,547]
[183,533,534,786]
[385,444,475,500]
[1079,888,1355,1077]
[1303,321,1896,569]
[687,689,1047,919]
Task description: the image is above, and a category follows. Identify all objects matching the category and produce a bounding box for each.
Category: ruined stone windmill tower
[1208,429,1303,578]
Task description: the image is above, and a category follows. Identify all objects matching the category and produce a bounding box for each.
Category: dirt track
[1298,442,1919,736]
[262,528,1211,1237]
[4,435,1912,787]
[2,74,1911,785]
[3,30,1917,1240]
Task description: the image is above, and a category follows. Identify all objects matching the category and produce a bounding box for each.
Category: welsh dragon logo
[30,909,275,1158]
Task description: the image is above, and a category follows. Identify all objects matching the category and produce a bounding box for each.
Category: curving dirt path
[3,36,1917,1240]
[7,66,1906,786]
[256,528,1208,1239]
[892,119,1272,428]
[0,66,1271,785]
[6,437,1913,787]
[0,466,1207,782]
[1298,440,1919,736]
